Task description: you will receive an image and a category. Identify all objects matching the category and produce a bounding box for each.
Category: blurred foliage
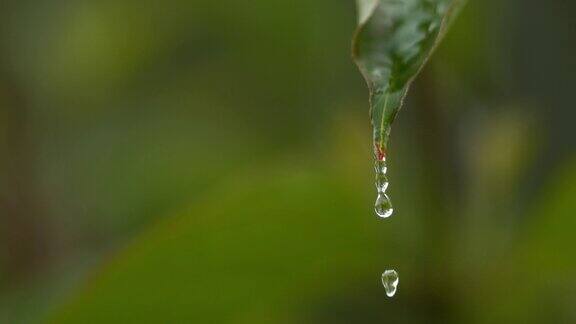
[0,0,575,323]
[50,154,576,323]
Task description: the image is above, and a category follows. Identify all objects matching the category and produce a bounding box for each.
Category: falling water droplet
[381,269,399,297]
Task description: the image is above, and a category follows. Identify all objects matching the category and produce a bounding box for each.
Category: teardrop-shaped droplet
[381,269,399,297]
[375,193,393,218]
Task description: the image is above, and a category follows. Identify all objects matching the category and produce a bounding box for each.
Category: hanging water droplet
[375,173,389,192]
[374,160,387,175]
[375,193,393,218]
[374,158,393,218]
[381,269,399,297]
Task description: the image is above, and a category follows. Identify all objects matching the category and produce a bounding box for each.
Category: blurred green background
[1,0,575,323]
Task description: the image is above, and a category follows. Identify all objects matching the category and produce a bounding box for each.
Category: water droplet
[374,160,387,174]
[374,158,393,218]
[375,193,393,218]
[381,269,399,297]
[375,173,389,192]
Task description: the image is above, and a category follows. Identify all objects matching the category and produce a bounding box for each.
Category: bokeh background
[1,0,575,323]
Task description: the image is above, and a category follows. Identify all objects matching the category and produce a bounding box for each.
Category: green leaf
[352,0,465,158]
[49,166,390,323]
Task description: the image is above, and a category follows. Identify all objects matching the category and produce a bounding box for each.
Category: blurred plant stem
[410,68,460,321]
[0,75,49,281]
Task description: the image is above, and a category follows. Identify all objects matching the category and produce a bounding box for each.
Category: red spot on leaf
[375,144,386,161]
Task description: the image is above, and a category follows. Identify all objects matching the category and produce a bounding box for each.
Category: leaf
[352,0,466,158]
[49,166,391,323]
